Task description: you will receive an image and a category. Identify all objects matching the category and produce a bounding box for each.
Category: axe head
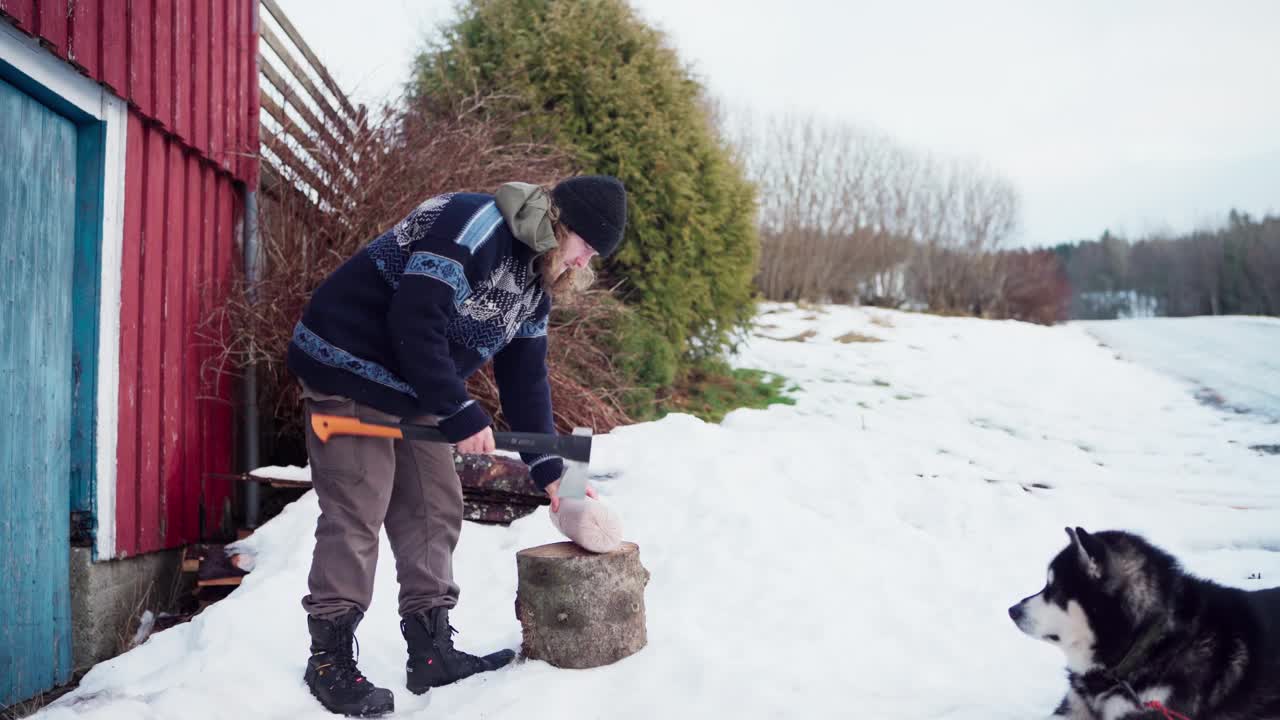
[554,427,594,500]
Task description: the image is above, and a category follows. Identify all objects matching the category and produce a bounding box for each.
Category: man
[286,175,627,716]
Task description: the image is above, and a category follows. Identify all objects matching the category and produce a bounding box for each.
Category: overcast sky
[273,0,1280,247]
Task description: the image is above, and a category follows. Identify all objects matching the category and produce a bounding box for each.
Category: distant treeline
[722,113,1275,326]
[1054,211,1280,319]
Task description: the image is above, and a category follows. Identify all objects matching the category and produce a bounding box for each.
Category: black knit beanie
[551,175,627,257]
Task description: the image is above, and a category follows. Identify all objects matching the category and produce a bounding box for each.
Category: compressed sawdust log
[456,453,543,499]
[515,541,649,669]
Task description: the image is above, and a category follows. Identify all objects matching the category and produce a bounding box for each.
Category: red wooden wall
[116,113,240,554]
[0,0,259,555]
[0,0,258,186]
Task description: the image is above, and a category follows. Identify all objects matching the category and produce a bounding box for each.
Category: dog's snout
[1008,604,1024,622]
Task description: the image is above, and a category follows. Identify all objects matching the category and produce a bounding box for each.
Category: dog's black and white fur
[1010,528,1280,719]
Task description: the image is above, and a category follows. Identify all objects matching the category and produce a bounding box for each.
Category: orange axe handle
[310,414,409,443]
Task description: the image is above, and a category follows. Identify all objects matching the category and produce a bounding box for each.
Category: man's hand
[545,478,597,513]
[456,426,495,455]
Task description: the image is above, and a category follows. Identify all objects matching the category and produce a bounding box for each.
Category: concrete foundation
[68,548,189,673]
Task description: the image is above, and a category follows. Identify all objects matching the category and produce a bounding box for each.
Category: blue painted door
[0,74,77,706]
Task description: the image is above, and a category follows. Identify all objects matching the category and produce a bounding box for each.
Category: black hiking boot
[402,606,516,694]
[304,611,395,717]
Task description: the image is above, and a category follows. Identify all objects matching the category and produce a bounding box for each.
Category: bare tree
[904,155,1020,315]
[737,113,915,304]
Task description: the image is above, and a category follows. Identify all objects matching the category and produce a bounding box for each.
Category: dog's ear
[1069,527,1105,579]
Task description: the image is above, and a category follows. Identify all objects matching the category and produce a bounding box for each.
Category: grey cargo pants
[299,383,464,620]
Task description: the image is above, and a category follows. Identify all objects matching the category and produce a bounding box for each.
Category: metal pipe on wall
[242,187,261,529]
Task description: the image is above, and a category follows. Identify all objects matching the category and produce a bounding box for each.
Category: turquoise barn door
[0,73,78,706]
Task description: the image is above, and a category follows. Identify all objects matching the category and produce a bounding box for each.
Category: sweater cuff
[437,400,491,443]
[528,456,564,491]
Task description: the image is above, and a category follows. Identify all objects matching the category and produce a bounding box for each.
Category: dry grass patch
[835,331,883,344]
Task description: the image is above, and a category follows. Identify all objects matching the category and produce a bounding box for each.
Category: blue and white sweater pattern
[368,202,547,358]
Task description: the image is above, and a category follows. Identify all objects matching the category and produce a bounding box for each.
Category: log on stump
[515,541,649,669]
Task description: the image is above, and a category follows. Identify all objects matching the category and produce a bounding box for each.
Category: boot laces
[441,622,462,649]
[422,610,459,645]
[314,634,368,686]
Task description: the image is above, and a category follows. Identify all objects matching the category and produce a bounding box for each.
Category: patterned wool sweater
[287,192,563,488]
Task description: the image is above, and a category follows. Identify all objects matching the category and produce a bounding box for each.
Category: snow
[249,465,312,483]
[37,305,1280,719]
[1079,315,1280,422]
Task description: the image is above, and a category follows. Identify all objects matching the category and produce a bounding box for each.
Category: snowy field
[1080,315,1280,422]
[36,305,1280,719]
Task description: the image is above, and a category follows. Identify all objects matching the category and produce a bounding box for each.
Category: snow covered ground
[1080,315,1280,422]
[36,305,1280,719]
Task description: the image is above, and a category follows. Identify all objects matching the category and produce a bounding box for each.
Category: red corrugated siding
[172,0,190,144]
[68,0,100,79]
[241,2,259,183]
[181,151,201,547]
[209,0,225,168]
[128,0,153,119]
[35,0,66,59]
[0,0,259,186]
[192,0,209,152]
[229,0,241,179]
[137,118,164,550]
[116,111,145,554]
[101,1,127,96]
[0,1,34,30]
[116,113,237,556]
[154,0,172,126]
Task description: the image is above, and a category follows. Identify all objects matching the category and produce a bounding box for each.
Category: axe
[309,414,594,499]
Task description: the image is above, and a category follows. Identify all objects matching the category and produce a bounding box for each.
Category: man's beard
[539,246,593,300]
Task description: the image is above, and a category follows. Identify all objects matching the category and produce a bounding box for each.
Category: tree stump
[515,541,649,669]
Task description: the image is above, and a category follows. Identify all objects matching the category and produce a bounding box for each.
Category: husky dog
[1009,528,1280,719]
